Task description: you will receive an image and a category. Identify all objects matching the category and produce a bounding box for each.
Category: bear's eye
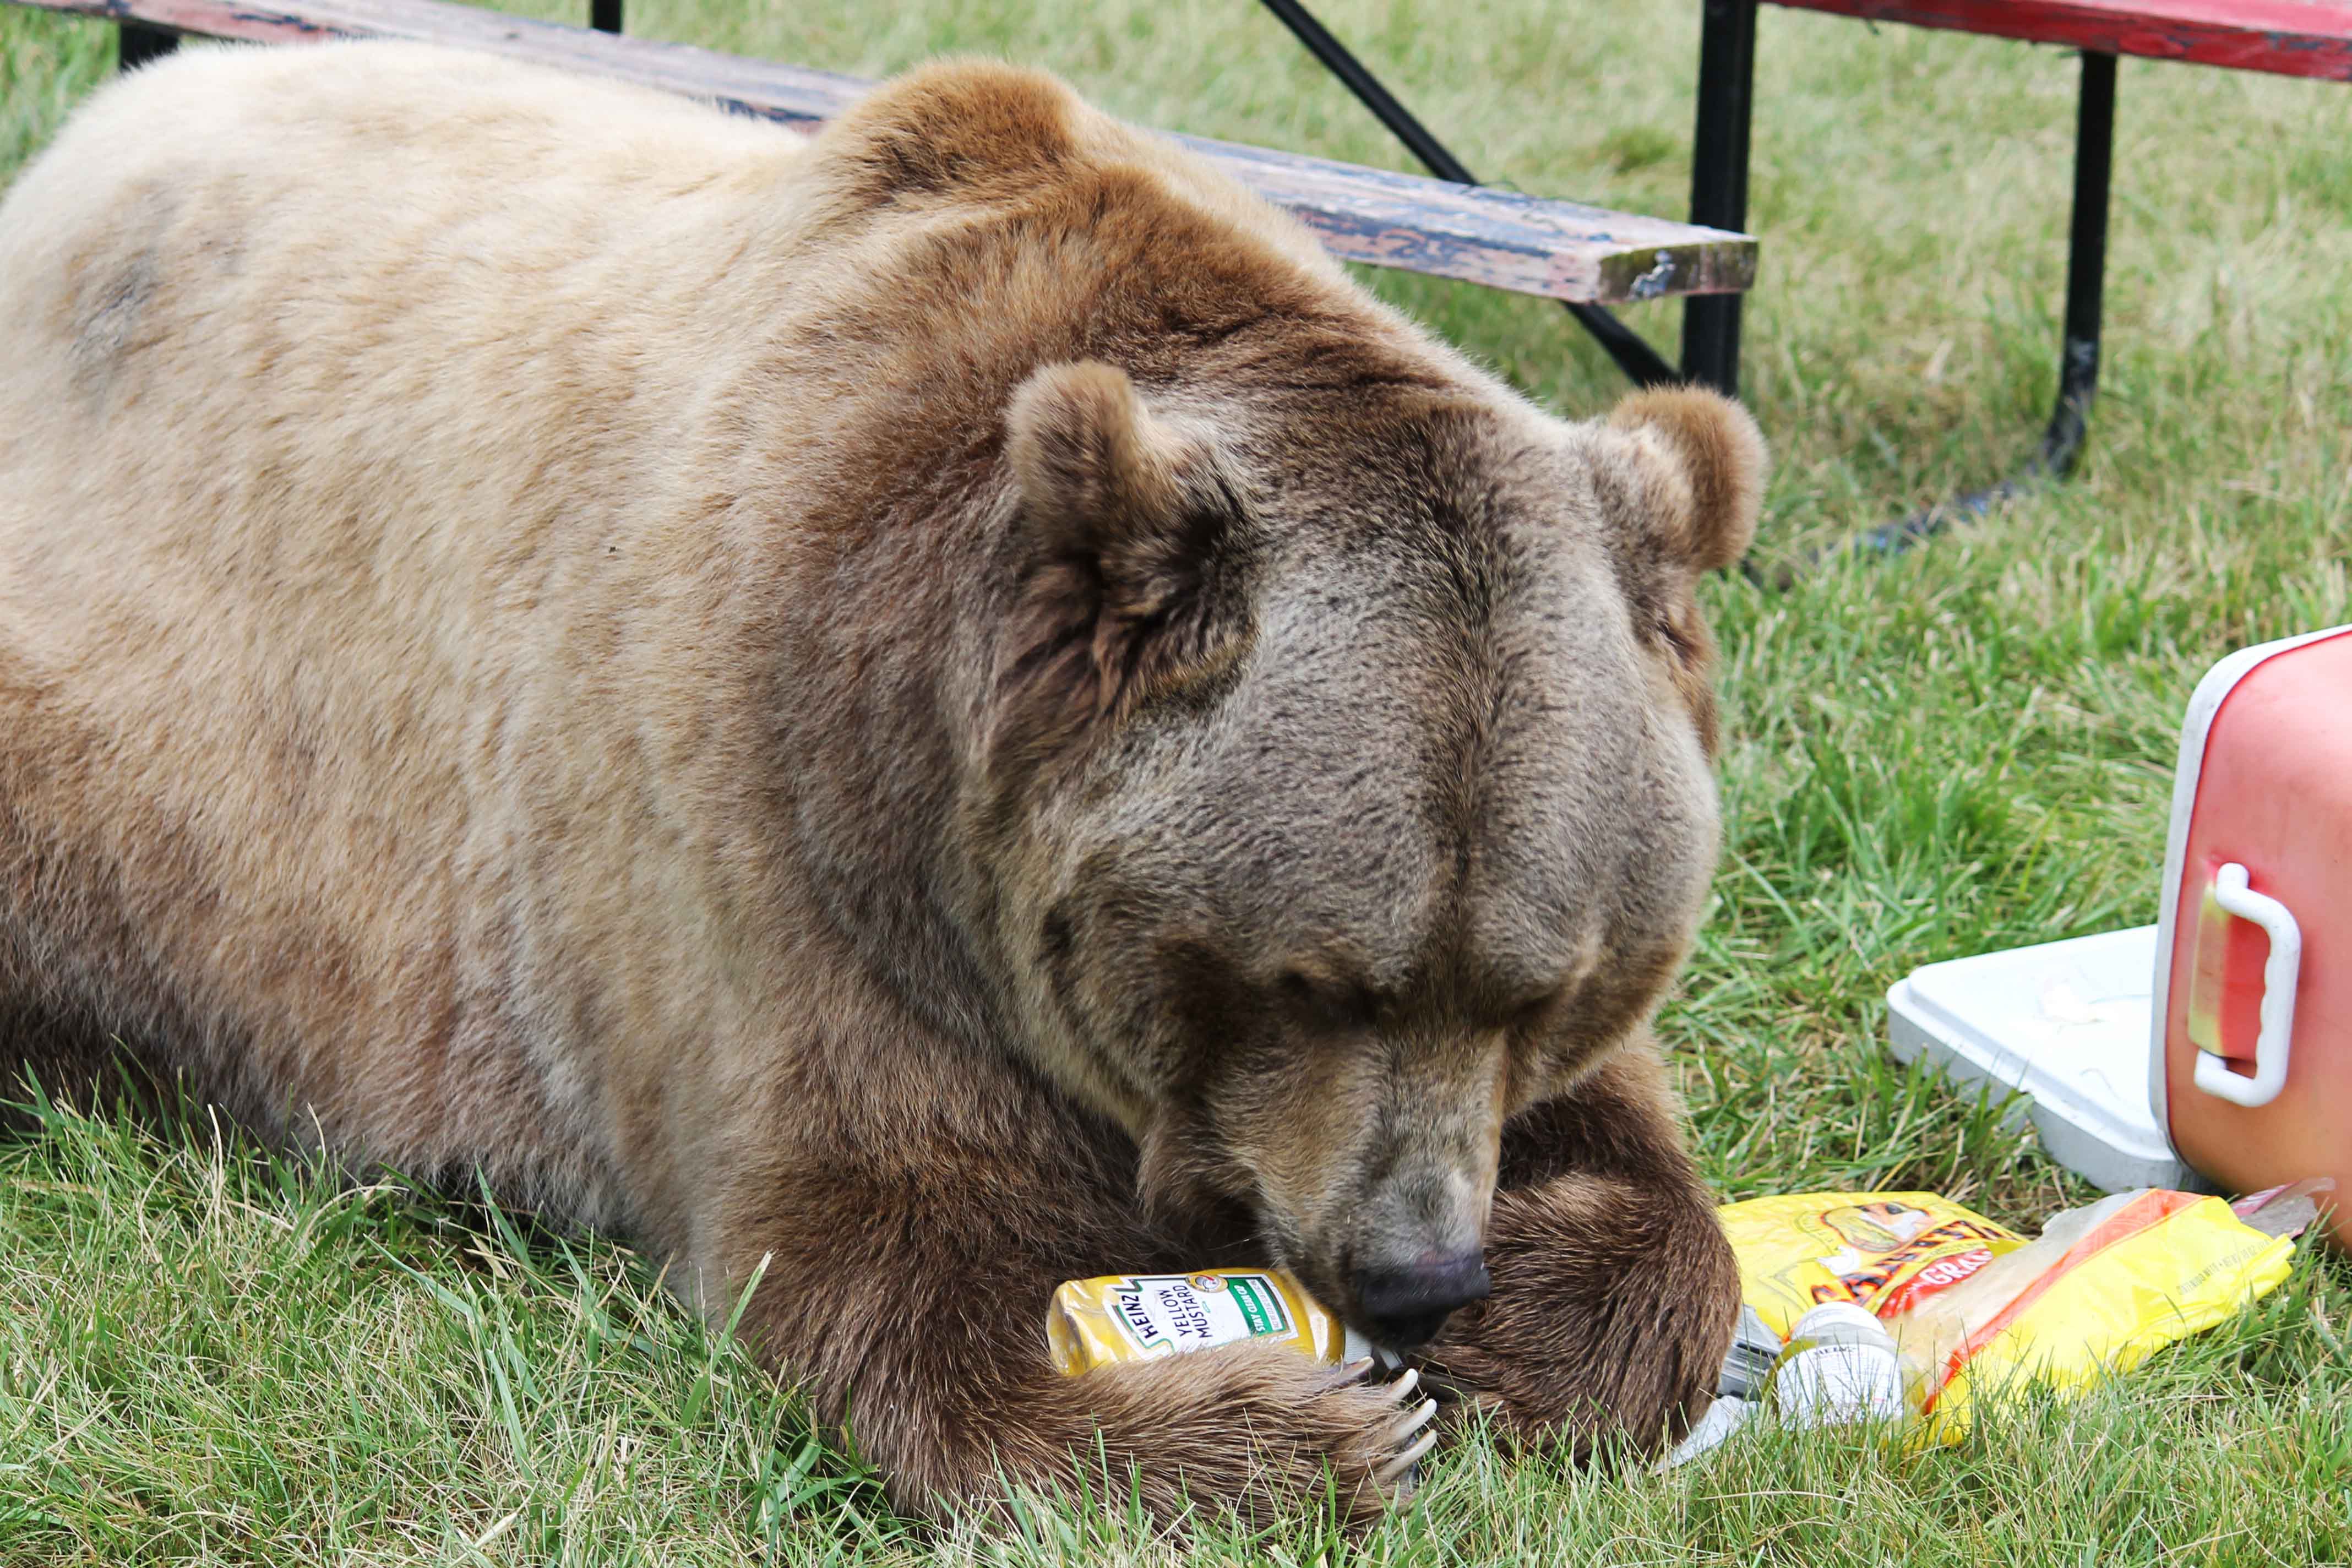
[1278,970,1379,1032]
[1510,986,1571,1040]
[1652,607,1697,664]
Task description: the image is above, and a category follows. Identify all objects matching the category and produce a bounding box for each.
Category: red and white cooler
[1889,624,2352,1248]
[2151,624,2352,1245]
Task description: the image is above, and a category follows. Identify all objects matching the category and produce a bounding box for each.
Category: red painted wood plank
[6,0,1757,305]
[1768,0,2352,80]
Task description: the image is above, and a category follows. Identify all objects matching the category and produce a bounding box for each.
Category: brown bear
[0,41,1758,1525]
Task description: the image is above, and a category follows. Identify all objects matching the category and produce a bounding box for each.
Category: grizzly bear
[0,41,1759,1523]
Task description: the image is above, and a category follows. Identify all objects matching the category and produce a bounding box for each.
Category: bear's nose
[1352,1252,1491,1350]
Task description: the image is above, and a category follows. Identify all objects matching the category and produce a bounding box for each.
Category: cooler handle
[2192,863,2299,1109]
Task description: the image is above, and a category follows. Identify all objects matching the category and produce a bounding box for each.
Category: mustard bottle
[1046,1268,1373,1374]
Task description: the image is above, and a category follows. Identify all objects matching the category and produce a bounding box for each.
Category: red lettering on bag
[1876,1248,1996,1316]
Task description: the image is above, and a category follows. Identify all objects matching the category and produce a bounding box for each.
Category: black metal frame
[1262,0,2122,557]
[1681,0,1757,396]
[1256,0,1682,390]
[1859,50,2114,551]
[1687,3,2119,552]
[114,19,177,67]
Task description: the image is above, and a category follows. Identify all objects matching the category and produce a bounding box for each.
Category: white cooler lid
[1887,925,2199,1193]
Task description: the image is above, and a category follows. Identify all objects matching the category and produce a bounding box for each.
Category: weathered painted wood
[9,0,1757,305]
[1769,0,2352,81]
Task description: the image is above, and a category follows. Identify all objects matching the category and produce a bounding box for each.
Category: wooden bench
[9,0,1756,312]
[1680,0,2352,546]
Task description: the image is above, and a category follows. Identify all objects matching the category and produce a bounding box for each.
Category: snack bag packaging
[1717,1188,2297,1442]
[1896,1187,2295,1442]
[1046,1269,1370,1374]
[1719,1191,2026,1338]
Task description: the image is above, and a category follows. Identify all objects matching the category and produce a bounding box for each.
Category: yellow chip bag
[1898,1188,2295,1441]
[1718,1187,2299,1443]
[1719,1190,2026,1337]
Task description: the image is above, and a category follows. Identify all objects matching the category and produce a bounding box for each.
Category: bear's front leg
[1414,1044,1739,1462]
[709,1139,1436,1527]
[974,1339,1435,1526]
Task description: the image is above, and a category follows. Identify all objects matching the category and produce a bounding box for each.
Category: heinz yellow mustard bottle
[1046,1268,1371,1374]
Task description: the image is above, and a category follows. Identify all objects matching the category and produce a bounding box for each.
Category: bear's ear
[1591,387,1765,757]
[1001,362,1246,732]
[1600,386,1766,574]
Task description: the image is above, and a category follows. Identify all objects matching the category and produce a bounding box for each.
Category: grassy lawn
[3,1,2349,1561]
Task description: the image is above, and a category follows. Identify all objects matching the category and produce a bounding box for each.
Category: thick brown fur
[0,43,1760,1526]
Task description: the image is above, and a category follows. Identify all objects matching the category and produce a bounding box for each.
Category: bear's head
[974,360,1760,1349]
[804,61,1762,1351]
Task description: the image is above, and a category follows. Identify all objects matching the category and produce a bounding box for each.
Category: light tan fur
[0,42,1761,1524]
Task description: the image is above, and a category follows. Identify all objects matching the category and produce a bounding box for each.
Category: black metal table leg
[591,0,622,33]
[1255,0,1680,389]
[116,21,179,70]
[1860,50,2115,553]
[1681,0,1757,397]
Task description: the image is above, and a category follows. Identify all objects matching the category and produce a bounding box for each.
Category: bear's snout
[1353,1250,1492,1349]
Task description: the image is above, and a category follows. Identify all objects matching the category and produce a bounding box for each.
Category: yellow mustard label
[1046,1269,1353,1374]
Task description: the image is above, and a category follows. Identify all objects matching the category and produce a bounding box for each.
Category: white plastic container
[1887,925,2193,1192]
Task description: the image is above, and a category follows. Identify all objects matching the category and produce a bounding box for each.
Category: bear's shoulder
[808,60,1082,212]
[801,61,1348,295]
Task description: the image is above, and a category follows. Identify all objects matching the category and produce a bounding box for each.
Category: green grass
[4,1,2351,1561]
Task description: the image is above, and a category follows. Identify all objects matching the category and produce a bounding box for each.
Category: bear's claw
[1371,1366,1440,1490]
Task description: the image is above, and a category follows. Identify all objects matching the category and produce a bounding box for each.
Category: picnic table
[1251,0,2349,550]
[1683,0,2352,543]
